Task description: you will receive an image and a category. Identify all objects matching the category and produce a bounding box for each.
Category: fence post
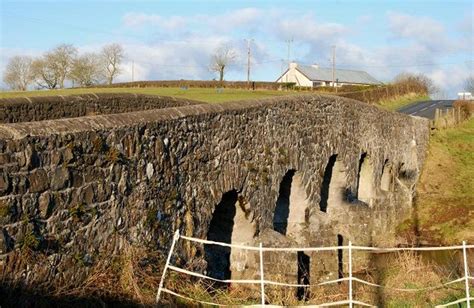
[259,242,265,307]
[463,241,471,308]
[156,230,180,304]
[349,241,353,308]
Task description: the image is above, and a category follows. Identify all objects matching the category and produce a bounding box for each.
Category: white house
[457,92,472,100]
[276,62,382,88]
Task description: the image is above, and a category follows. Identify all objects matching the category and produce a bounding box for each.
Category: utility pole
[245,39,253,88]
[332,45,336,89]
[286,38,293,83]
[132,60,134,82]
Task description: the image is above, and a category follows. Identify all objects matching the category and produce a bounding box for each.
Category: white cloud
[116,60,150,83]
[123,12,187,31]
[123,8,262,33]
[1,8,471,97]
[275,14,348,44]
[387,12,450,51]
[205,8,263,32]
[427,65,471,95]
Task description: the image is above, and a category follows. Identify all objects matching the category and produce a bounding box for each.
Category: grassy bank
[377,92,430,111]
[1,86,429,107]
[0,87,289,103]
[399,118,474,244]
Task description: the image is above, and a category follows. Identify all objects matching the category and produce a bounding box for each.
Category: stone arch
[380,159,393,192]
[356,153,374,205]
[204,190,254,281]
[319,154,346,213]
[273,169,309,238]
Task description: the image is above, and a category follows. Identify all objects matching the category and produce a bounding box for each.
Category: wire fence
[156,230,473,307]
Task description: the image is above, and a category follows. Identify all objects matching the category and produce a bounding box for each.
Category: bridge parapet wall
[0,93,201,124]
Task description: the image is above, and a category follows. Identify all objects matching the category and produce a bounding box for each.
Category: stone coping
[0,92,199,107]
[0,93,421,140]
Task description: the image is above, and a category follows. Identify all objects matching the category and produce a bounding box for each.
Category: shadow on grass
[0,284,153,308]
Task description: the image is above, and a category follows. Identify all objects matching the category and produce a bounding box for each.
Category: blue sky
[1,0,472,97]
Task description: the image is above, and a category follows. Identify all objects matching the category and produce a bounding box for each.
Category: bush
[393,72,435,94]
[453,99,474,119]
[90,80,285,90]
[339,81,428,104]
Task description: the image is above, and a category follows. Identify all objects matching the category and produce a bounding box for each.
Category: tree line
[3,43,124,91]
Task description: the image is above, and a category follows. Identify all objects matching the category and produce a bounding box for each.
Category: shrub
[453,100,474,119]
[89,80,285,90]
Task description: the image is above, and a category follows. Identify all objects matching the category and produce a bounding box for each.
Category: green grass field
[0,87,291,103]
[398,118,474,244]
[0,86,431,112]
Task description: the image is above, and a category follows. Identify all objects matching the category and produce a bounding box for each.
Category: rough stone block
[28,168,49,193]
[50,167,70,191]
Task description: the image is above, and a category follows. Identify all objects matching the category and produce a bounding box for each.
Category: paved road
[397,100,454,119]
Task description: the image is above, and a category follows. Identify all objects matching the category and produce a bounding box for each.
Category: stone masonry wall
[0,94,429,296]
[0,93,200,123]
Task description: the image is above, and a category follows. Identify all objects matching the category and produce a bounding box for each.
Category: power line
[296,60,473,69]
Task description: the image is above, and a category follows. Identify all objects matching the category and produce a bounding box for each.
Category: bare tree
[464,76,474,93]
[101,43,124,85]
[31,44,77,89]
[69,53,103,87]
[210,44,237,82]
[31,56,60,89]
[49,44,77,88]
[2,56,35,91]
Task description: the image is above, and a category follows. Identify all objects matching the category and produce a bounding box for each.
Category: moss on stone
[19,230,40,251]
[69,203,88,220]
[0,202,10,217]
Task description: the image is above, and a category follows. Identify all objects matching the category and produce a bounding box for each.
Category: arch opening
[204,190,238,281]
[319,154,346,212]
[356,153,374,205]
[273,170,309,238]
[273,170,295,235]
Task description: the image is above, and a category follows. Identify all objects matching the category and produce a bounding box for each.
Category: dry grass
[2,244,470,306]
[380,251,467,307]
[453,99,474,118]
[49,245,161,306]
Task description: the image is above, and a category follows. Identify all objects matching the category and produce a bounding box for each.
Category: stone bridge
[0,93,429,296]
